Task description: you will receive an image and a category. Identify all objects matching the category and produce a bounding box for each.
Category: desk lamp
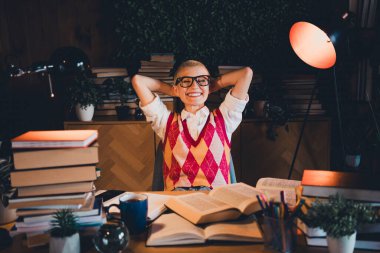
[8,47,91,98]
[287,13,351,179]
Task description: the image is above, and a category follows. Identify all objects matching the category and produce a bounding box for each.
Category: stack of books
[138,53,175,107]
[139,54,174,85]
[92,67,128,79]
[91,67,137,117]
[9,130,105,247]
[299,169,380,250]
[281,74,326,117]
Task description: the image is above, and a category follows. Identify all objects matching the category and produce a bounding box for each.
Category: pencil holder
[260,216,297,253]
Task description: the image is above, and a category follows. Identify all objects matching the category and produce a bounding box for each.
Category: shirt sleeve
[139,94,171,140]
[219,89,249,139]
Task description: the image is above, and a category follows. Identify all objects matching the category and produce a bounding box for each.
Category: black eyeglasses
[175,75,211,88]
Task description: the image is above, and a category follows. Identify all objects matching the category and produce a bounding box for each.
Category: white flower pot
[0,201,17,225]
[327,231,356,253]
[75,104,94,121]
[49,233,80,253]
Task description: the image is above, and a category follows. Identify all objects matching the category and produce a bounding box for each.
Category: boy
[132,60,252,190]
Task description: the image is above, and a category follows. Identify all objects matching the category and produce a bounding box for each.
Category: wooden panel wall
[65,119,330,191]
[240,119,331,186]
[64,121,156,191]
[0,0,115,69]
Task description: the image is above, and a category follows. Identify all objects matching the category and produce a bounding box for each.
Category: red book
[11,130,98,149]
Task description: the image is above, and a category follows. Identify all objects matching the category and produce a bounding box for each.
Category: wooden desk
[2,233,373,253]
[0,192,372,253]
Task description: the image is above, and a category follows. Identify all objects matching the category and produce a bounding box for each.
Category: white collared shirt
[140,90,249,141]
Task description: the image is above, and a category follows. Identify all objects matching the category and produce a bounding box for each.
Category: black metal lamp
[287,13,352,179]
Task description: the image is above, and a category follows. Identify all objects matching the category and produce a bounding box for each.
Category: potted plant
[108,77,135,120]
[299,194,376,253]
[49,209,80,253]
[66,74,102,121]
[0,150,17,224]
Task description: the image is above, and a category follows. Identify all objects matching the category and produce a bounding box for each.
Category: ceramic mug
[105,193,148,235]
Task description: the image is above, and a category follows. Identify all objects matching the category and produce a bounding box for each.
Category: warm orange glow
[289,22,336,69]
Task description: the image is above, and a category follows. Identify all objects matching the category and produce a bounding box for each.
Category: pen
[260,193,269,209]
[280,191,289,218]
[290,198,305,219]
[256,195,265,211]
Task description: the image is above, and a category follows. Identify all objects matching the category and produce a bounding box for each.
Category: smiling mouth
[186,92,202,97]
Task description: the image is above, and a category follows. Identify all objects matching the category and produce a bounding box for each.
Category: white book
[103,192,170,221]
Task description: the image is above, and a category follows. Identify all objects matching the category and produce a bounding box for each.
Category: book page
[103,192,169,221]
[256,178,301,205]
[144,193,170,221]
[209,183,263,214]
[205,215,263,242]
[167,192,231,213]
[165,192,240,224]
[146,213,205,246]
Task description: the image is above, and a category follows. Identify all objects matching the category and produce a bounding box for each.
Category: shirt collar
[181,106,210,121]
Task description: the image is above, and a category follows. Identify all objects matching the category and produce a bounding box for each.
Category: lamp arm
[288,84,319,179]
[366,92,380,139]
[333,67,345,164]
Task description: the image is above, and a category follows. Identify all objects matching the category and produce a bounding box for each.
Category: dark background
[0,0,379,170]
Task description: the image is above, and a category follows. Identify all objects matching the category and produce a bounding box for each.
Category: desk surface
[2,233,373,253]
[0,191,373,253]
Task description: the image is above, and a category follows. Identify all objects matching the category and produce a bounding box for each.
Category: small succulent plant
[50,209,79,238]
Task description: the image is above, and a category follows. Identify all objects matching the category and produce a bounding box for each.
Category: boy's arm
[131,74,175,106]
[210,67,253,100]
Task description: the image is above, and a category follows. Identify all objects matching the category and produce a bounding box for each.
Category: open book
[255,177,301,206]
[165,180,301,225]
[146,213,263,246]
[165,183,263,224]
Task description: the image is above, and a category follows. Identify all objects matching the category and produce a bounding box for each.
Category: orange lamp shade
[289,21,336,69]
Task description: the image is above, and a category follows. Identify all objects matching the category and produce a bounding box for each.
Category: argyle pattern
[162,109,231,191]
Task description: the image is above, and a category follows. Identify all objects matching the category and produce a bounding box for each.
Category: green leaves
[109,77,132,105]
[107,0,318,69]
[50,209,78,238]
[66,74,102,109]
[301,194,377,238]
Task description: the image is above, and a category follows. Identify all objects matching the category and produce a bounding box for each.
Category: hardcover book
[11,130,98,149]
[165,180,301,225]
[165,183,263,225]
[8,192,93,209]
[11,165,97,187]
[146,213,262,246]
[301,170,380,202]
[13,142,99,170]
[17,181,95,197]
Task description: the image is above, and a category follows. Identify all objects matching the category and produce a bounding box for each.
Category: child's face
[174,65,210,113]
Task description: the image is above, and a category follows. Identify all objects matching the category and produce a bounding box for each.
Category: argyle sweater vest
[162,109,231,191]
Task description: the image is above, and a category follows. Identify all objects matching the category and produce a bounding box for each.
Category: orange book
[11,130,98,149]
